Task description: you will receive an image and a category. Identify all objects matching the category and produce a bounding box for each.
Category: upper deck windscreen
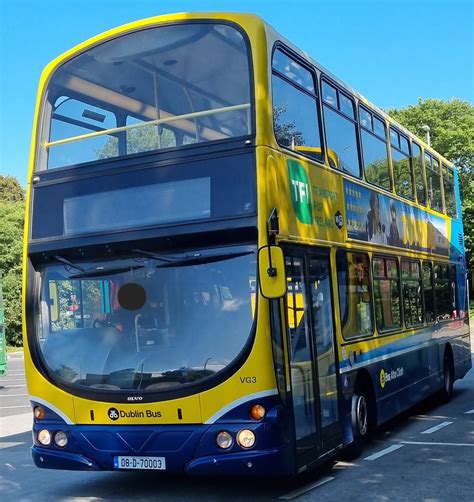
[41,23,252,170]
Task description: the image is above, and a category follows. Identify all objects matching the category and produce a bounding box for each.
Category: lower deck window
[336,251,374,339]
[373,256,401,332]
[422,262,435,323]
[401,260,423,327]
[434,263,457,321]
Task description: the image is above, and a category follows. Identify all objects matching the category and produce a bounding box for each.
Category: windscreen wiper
[52,255,85,273]
[132,249,177,263]
[155,251,253,268]
[69,264,144,279]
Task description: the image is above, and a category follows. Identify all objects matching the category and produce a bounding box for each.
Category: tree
[0,189,24,346]
[0,175,25,203]
[273,106,305,148]
[387,99,474,266]
[97,125,177,160]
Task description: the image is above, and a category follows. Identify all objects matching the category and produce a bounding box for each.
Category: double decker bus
[24,12,471,476]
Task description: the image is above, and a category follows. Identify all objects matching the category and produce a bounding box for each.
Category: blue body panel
[339,321,471,441]
[31,395,296,476]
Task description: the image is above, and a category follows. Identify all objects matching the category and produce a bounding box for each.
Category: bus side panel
[371,342,431,424]
[341,322,470,428]
[451,333,472,380]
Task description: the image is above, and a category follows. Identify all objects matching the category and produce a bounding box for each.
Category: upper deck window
[390,127,414,201]
[272,49,323,162]
[41,23,253,170]
[425,153,443,213]
[442,165,457,218]
[272,50,315,93]
[359,105,390,191]
[321,79,361,177]
[412,142,426,206]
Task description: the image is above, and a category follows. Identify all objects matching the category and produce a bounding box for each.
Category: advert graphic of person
[388,202,401,247]
[366,192,387,244]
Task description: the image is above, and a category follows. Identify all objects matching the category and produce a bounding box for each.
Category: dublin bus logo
[108,407,119,420]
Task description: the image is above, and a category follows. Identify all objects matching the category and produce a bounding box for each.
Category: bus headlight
[216,431,233,449]
[236,429,255,449]
[38,429,51,446]
[54,431,68,448]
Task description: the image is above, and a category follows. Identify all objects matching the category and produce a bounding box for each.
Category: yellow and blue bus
[23,12,471,476]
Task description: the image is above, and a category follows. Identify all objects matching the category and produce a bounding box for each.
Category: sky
[0,0,472,186]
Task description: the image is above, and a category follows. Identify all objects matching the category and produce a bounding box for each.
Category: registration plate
[114,456,166,470]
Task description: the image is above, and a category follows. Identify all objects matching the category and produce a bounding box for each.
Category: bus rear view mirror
[49,282,59,323]
[258,246,286,299]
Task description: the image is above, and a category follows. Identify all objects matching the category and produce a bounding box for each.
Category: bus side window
[422,262,435,324]
[401,260,424,328]
[434,263,454,321]
[272,49,323,163]
[373,256,402,332]
[450,265,458,319]
[322,80,361,177]
[391,128,414,200]
[359,106,390,191]
[425,154,443,213]
[336,250,374,339]
[412,142,427,205]
[442,165,457,218]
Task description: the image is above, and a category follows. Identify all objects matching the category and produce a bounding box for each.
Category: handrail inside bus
[45,75,251,149]
[44,103,250,149]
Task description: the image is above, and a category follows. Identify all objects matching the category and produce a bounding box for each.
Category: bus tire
[341,379,374,460]
[439,349,454,403]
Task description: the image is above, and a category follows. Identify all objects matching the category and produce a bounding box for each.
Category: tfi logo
[288,159,312,224]
[108,407,119,421]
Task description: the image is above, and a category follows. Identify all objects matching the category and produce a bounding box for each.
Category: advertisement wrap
[344,179,448,255]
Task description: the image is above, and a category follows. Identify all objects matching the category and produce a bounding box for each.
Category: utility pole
[421,124,431,146]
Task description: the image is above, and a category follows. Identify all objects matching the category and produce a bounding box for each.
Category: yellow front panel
[25,353,75,422]
[73,394,202,425]
[200,302,276,422]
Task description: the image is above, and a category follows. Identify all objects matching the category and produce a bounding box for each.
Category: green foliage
[273,106,305,147]
[365,158,391,191]
[0,182,25,346]
[97,125,177,160]
[0,175,25,203]
[387,99,474,265]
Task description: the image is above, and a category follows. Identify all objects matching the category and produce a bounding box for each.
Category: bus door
[285,248,342,469]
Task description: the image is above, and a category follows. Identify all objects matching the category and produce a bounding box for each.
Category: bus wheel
[352,393,369,438]
[440,351,454,403]
[341,388,371,460]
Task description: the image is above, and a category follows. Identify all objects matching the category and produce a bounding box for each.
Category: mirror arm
[266,208,280,277]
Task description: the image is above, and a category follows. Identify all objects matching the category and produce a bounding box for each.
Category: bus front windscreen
[36,247,256,394]
[41,22,252,169]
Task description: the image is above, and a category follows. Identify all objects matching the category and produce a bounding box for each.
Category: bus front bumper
[31,444,293,476]
[30,414,295,476]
